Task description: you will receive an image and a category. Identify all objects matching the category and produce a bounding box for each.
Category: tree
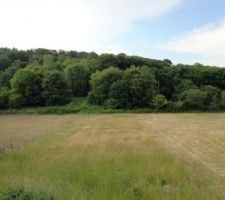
[0,66,19,88]
[43,54,55,68]
[116,53,131,69]
[181,89,207,110]
[0,87,9,109]
[152,94,167,110]
[163,59,173,66]
[97,54,117,70]
[201,85,221,110]
[42,71,71,105]
[157,66,181,99]
[175,79,197,99]
[122,66,157,107]
[221,91,225,109]
[9,90,24,108]
[65,64,90,96]
[88,67,123,105]
[109,79,131,108]
[10,68,44,106]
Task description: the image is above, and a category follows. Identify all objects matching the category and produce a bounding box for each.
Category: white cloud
[162,20,225,66]
[0,0,182,53]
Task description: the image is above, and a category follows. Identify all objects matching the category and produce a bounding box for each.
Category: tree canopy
[0,47,225,111]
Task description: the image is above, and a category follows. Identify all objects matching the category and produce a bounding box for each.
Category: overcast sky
[1,0,225,66]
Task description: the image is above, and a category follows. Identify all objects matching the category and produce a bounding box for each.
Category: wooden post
[0,147,5,154]
[2,147,5,154]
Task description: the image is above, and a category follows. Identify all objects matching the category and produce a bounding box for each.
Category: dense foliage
[0,47,225,111]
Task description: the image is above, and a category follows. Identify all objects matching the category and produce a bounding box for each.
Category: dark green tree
[181,89,207,110]
[109,79,131,108]
[10,68,43,106]
[201,85,221,110]
[88,67,123,105]
[65,64,90,96]
[0,87,9,109]
[221,91,225,109]
[122,66,157,107]
[42,71,71,105]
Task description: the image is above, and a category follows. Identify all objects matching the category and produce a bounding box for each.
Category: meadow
[0,114,224,199]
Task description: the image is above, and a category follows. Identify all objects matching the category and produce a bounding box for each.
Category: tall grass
[0,97,156,115]
[0,114,223,199]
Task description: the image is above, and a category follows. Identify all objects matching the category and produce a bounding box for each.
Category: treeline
[0,47,225,111]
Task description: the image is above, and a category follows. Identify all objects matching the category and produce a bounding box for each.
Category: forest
[0,47,225,111]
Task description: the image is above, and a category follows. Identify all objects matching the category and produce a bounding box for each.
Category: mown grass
[0,114,224,200]
[0,115,73,147]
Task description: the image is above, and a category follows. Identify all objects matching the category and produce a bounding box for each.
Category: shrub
[165,100,183,112]
[104,98,120,109]
[152,94,167,110]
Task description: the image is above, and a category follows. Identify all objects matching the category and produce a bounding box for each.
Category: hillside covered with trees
[0,47,225,112]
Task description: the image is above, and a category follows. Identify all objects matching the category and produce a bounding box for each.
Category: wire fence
[0,132,48,155]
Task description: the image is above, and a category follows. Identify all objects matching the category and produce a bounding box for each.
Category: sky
[0,0,225,66]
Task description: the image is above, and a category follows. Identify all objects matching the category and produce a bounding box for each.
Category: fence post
[0,147,5,155]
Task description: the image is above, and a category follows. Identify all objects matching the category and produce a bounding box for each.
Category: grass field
[0,114,224,199]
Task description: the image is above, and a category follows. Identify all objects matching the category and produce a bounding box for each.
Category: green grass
[0,114,224,200]
[0,187,54,200]
[1,97,225,115]
[0,97,157,115]
[0,141,221,200]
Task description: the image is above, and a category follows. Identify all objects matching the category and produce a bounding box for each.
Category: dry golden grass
[0,115,73,148]
[0,114,225,199]
[1,113,225,180]
[138,113,225,180]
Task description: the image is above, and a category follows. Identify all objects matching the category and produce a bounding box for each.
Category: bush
[152,94,167,110]
[0,87,9,109]
[104,98,120,109]
[165,100,183,112]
